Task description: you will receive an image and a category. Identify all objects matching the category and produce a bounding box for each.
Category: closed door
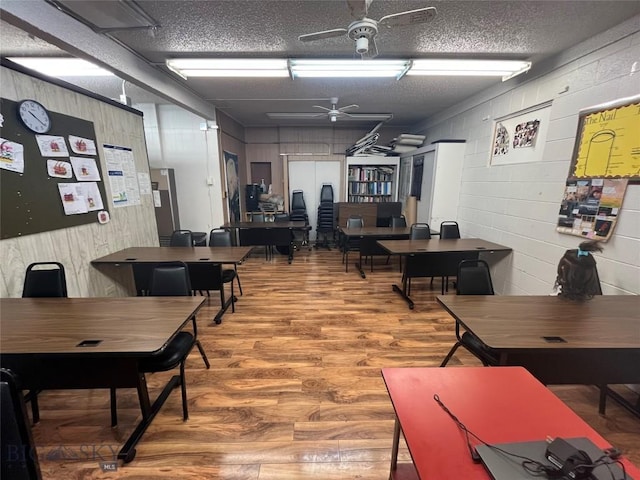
[288,161,341,241]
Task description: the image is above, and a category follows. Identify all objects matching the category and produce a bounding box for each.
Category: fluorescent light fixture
[166,58,289,78]
[407,59,531,81]
[8,57,114,77]
[290,59,410,78]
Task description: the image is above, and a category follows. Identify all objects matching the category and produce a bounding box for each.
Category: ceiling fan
[298,0,437,58]
[266,97,392,123]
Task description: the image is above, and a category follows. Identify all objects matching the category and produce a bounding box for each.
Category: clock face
[18,100,51,134]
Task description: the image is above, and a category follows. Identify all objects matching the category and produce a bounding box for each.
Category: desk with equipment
[91,246,252,323]
[378,238,512,308]
[383,366,639,480]
[0,297,205,464]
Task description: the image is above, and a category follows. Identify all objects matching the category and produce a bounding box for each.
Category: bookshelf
[346,156,399,203]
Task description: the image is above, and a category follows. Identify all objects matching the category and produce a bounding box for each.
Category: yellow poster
[572,97,640,178]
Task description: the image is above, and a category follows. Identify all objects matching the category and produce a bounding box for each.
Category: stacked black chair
[315,184,335,249]
[289,190,309,248]
[440,259,498,367]
[22,262,68,424]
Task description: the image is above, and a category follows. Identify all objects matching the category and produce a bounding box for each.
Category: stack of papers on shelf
[389,134,426,153]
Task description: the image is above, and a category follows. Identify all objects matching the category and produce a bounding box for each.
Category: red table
[382,367,640,480]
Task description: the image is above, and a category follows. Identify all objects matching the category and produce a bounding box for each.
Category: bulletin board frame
[568,94,640,182]
[0,97,108,239]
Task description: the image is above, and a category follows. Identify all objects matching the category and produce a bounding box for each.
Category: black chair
[1,369,42,480]
[389,216,407,228]
[209,228,243,295]
[290,190,310,248]
[440,259,498,367]
[21,262,68,423]
[435,221,461,291]
[169,230,193,247]
[274,213,290,222]
[112,263,210,424]
[440,221,461,239]
[22,262,67,298]
[342,216,364,270]
[410,223,431,240]
[188,262,236,322]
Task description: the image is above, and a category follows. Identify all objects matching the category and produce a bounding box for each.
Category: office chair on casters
[1,369,42,480]
[170,229,194,247]
[440,259,499,368]
[21,262,68,424]
[111,262,210,425]
[209,228,243,296]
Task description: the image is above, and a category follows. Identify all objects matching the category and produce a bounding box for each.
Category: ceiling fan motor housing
[348,19,378,48]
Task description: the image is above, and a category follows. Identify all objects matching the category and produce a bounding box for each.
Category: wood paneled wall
[0,66,158,298]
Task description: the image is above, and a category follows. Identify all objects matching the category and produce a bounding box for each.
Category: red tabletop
[382,366,640,479]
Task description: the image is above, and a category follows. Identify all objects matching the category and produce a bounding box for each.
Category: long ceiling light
[165,59,290,78]
[289,59,410,79]
[407,59,532,81]
[7,57,114,77]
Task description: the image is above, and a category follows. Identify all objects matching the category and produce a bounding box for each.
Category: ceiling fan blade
[346,0,372,19]
[337,113,394,121]
[337,104,359,112]
[312,105,332,112]
[298,28,348,42]
[266,112,326,119]
[378,7,437,28]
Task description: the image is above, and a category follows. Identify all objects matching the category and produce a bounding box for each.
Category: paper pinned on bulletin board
[556,178,628,241]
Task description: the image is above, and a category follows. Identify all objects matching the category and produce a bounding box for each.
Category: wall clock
[17,99,52,134]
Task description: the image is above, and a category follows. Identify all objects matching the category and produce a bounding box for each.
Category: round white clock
[18,99,51,134]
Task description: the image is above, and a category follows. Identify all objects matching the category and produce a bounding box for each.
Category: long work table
[378,238,512,308]
[0,296,206,464]
[222,221,309,263]
[91,246,253,323]
[338,226,411,277]
[437,294,640,416]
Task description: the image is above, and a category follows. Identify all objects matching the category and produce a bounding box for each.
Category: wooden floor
[34,248,639,479]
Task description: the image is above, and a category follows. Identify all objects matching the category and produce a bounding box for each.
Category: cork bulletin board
[0,97,108,239]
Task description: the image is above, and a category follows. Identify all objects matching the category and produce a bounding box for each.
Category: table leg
[118,373,182,463]
[392,277,414,310]
[389,416,401,479]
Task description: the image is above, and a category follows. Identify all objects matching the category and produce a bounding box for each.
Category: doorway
[250,162,272,192]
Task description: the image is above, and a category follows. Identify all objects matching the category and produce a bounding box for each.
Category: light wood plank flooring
[32,248,639,479]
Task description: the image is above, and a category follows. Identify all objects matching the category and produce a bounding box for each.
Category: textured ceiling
[2,0,639,128]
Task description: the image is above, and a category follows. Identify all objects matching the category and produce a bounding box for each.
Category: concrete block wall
[414,16,640,295]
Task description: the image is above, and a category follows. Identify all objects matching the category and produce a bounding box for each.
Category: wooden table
[378,238,512,307]
[222,221,309,262]
[338,226,411,277]
[437,295,640,416]
[382,366,640,480]
[92,246,253,323]
[0,296,205,464]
